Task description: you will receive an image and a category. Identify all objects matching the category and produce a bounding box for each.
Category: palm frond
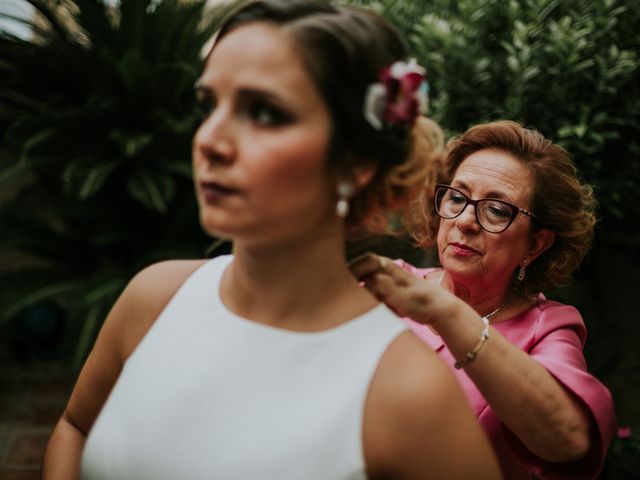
[0,0,221,364]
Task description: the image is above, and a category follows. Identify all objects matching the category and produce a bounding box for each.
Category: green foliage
[2,0,638,373]
[353,0,640,239]
[0,0,234,367]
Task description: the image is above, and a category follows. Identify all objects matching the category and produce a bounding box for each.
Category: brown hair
[408,120,597,294]
[212,0,443,235]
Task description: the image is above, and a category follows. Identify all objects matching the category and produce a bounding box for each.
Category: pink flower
[364,59,429,131]
[617,426,632,439]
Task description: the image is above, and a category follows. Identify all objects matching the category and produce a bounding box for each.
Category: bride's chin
[199,215,231,239]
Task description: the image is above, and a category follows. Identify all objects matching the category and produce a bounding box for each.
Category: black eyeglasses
[434,184,536,234]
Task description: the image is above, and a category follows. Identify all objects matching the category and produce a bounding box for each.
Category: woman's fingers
[349,253,411,284]
[348,252,384,280]
[350,253,423,315]
[350,253,451,325]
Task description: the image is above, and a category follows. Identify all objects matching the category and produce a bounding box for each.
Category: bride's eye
[194,81,216,120]
[195,94,216,119]
[249,101,290,127]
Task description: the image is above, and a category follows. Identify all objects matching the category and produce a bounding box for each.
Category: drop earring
[335,181,353,218]
[518,260,527,282]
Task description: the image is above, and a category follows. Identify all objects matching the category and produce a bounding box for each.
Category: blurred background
[1,0,638,477]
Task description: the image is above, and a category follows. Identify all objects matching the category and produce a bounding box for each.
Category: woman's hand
[349,253,462,329]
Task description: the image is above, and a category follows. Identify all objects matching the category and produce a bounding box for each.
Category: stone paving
[0,354,73,480]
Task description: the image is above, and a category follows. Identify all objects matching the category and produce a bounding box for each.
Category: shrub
[0,0,233,367]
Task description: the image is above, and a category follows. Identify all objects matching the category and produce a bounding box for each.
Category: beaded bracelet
[454,316,490,369]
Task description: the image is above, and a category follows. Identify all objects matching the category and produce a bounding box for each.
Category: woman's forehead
[201,22,324,108]
[453,149,534,201]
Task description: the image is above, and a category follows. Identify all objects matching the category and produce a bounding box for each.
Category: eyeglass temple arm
[519,208,536,218]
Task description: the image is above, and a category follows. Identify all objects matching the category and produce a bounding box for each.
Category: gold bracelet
[454,316,490,369]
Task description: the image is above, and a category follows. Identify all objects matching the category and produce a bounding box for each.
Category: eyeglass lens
[435,187,514,233]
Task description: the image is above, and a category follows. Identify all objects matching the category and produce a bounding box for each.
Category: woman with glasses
[351,120,616,479]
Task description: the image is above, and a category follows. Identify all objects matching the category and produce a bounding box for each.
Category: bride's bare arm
[42,260,205,479]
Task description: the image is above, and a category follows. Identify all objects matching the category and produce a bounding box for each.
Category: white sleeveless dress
[81,255,407,480]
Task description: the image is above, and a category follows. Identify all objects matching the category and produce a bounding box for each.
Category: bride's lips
[199,181,240,203]
[450,242,480,256]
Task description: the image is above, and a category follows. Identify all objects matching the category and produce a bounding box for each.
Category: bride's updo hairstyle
[211,0,444,234]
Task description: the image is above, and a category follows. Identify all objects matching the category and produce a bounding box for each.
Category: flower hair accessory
[363,58,429,131]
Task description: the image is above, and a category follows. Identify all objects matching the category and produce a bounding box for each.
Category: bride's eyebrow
[236,88,290,107]
[194,81,289,103]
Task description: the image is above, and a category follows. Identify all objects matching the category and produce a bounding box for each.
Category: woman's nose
[193,106,236,165]
[455,204,482,233]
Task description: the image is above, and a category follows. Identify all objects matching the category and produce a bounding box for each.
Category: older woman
[351,120,616,479]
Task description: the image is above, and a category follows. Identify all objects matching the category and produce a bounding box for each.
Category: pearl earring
[335,181,353,218]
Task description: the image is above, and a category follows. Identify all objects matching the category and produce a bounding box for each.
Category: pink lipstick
[450,242,480,256]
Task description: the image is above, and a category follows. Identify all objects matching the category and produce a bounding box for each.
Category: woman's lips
[450,242,480,256]
[200,181,239,203]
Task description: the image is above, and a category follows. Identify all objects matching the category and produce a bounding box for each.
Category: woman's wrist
[425,290,476,332]
[429,293,484,343]
[454,315,490,369]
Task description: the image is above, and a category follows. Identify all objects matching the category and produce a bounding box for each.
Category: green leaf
[62,158,121,200]
[109,131,154,159]
[0,162,30,188]
[1,279,83,324]
[127,168,172,213]
[83,277,127,305]
[79,161,120,200]
[19,128,58,163]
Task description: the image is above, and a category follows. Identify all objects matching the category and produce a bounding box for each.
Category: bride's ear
[351,164,377,192]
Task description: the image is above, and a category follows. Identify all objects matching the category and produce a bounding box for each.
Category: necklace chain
[484,300,505,321]
[482,291,515,322]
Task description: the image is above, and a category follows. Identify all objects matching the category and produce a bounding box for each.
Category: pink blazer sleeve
[501,301,617,479]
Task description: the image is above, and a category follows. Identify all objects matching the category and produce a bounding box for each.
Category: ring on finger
[378,257,388,273]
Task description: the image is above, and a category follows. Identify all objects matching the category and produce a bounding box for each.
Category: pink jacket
[399,263,616,479]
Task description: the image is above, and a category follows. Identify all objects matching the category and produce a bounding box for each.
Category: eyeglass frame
[434,184,537,233]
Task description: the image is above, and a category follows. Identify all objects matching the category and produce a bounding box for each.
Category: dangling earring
[335,181,353,218]
[518,260,528,282]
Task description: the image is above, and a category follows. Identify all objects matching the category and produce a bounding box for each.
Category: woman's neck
[220,236,377,331]
[440,271,526,322]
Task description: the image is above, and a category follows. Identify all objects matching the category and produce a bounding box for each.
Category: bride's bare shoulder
[108,259,209,358]
[130,259,208,304]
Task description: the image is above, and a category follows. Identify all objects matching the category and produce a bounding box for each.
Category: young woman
[42,1,500,479]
